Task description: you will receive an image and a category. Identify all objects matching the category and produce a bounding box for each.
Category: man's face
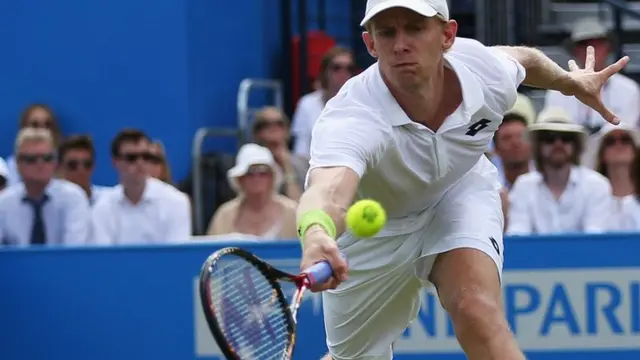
[572,38,610,71]
[327,53,355,93]
[253,109,288,151]
[538,131,578,168]
[494,119,531,165]
[17,140,57,184]
[61,149,94,187]
[113,140,151,183]
[363,8,457,91]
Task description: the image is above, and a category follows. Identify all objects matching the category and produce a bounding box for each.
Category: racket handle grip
[303,253,347,286]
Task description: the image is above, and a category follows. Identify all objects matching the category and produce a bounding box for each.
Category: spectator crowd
[1,17,640,247]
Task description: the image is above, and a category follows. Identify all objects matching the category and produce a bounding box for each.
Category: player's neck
[607,165,634,197]
[386,65,460,131]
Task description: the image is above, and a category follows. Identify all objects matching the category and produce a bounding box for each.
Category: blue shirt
[0,179,92,246]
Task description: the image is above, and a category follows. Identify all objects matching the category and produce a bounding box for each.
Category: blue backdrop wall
[0,0,355,186]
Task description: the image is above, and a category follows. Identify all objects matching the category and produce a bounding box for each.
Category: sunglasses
[18,153,55,164]
[245,165,272,177]
[603,134,634,147]
[0,176,5,189]
[537,131,577,145]
[119,152,155,163]
[65,159,93,170]
[254,120,286,133]
[26,118,53,129]
[329,63,356,73]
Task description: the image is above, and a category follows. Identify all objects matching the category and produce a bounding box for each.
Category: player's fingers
[585,46,596,71]
[568,59,579,72]
[602,56,629,78]
[592,101,620,125]
[323,244,348,282]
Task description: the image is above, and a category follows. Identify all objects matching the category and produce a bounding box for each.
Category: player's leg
[414,169,525,360]
[429,248,523,359]
[323,231,424,360]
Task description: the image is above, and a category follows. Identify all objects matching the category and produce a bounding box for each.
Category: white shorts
[323,171,505,360]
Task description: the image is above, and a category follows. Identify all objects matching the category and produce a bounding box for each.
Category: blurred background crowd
[1,0,640,247]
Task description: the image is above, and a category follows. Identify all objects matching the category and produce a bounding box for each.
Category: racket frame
[199,247,306,360]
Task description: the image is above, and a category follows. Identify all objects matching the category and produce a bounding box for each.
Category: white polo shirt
[544,73,640,132]
[506,166,614,235]
[91,177,192,245]
[309,38,526,236]
[619,195,640,231]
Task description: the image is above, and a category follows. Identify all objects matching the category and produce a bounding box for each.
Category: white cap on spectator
[0,157,8,179]
[583,123,640,168]
[505,93,537,125]
[227,143,282,193]
[570,17,609,43]
[360,0,449,27]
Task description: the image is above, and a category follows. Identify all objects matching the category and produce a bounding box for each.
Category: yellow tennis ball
[346,199,387,238]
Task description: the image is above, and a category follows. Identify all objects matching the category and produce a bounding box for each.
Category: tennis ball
[346,199,387,238]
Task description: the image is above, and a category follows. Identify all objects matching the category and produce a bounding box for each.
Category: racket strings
[208,257,291,359]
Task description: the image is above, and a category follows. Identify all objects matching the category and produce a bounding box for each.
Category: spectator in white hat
[507,107,614,235]
[544,17,640,133]
[492,93,537,190]
[206,143,298,240]
[0,157,8,192]
[584,123,639,230]
[617,149,640,231]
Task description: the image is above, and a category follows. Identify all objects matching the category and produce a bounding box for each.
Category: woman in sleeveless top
[206,143,297,240]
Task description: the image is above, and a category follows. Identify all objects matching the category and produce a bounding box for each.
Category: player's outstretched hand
[300,230,348,292]
[564,46,629,125]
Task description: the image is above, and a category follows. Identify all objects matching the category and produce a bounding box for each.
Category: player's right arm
[296,94,390,292]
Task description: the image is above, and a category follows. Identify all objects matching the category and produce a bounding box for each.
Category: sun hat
[0,157,8,179]
[529,107,586,135]
[505,93,537,125]
[360,0,449,27]
[227,143,282,193]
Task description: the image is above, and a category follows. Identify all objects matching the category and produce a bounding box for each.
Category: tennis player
[295,0,628,359]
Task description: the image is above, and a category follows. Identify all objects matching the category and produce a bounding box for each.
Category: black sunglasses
[18,153,55,164]
[537,131,577,144]
[329,63,356,73]
[603,134,634,147]
[65,159,93,170]
[119,152,155,163]
[254,120,286,133]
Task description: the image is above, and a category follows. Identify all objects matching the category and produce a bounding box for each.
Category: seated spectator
[492,93,536,190]
[544,17,640,133]
[618,148,640,230]
[58,135,111,204]
[6,104,63,186]
[0,128,91,245]
[206,144,297,240]
[148,140,173,184]
[589,124,639,230]
[292,46,356,158]
[252,106,308,201]
[0,158,8,192]
[507,108,613,235]
[91,129,191,244]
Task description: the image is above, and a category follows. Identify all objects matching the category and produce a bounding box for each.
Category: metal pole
[281,0,293,115]
[613,5,624,61]
[298,0,309,95]
[317,0,326,31]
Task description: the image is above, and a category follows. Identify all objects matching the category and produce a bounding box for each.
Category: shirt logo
[466,119,491,136]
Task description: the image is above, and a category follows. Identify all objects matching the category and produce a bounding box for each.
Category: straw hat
[227,143,282,193]
[505,93,536,125]
[529,107,586,135]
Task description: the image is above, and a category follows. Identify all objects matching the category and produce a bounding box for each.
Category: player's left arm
[494,45,629,124]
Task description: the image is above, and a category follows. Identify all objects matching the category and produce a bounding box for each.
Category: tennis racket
[198,246,337,360]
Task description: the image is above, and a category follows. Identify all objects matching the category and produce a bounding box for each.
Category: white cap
[227,143,282,193]
[0,157,8,179]
[360,0,449,27]
[570,17,609,43]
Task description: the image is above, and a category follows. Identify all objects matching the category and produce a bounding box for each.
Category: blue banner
[0,233,639,359]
